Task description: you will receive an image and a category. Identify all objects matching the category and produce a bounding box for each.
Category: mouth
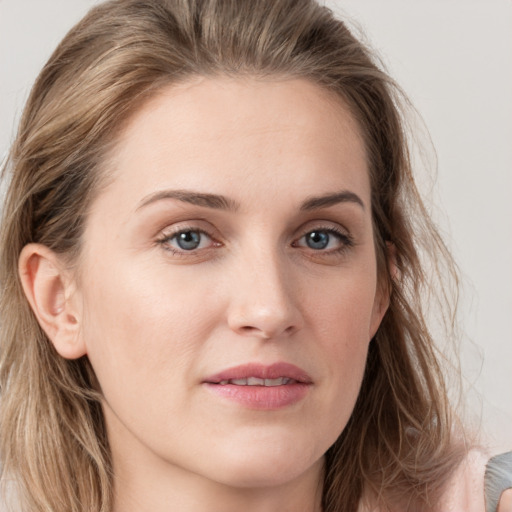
[216,376,296,386]
[204,362,312,385]
[202,362,312,410]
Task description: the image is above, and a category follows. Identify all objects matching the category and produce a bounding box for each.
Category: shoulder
[440,450,512,512]
[485,452,512,512]
[437,449,487,512]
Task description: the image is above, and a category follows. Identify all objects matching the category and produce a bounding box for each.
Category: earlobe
[18,243,86,359]
[369,283,390,340]
[369,242,398,339]
[386,241,400,283]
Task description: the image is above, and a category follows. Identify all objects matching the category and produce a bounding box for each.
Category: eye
[160,229,214,252]
[304,231,331,250]
[294,228,353,252]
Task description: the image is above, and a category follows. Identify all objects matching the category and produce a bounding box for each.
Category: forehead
[98,77,370,212]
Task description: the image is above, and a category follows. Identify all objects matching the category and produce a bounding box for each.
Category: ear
[369,283,390,340]
[18,243,86,359]
[369,242,398,339]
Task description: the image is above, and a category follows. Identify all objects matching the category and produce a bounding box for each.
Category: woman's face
[76,78,387,490]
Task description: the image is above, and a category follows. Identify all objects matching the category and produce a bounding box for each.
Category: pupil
[177,231,200,250]
[307,231,329,250]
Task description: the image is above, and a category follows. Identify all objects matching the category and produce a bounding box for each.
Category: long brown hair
[0,1,465,511]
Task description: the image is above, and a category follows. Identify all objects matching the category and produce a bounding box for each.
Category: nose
[226,250,304,340]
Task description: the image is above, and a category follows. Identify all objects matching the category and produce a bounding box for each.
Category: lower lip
[203,382,310,410]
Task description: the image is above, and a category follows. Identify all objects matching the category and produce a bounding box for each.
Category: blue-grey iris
[176,231,201,250]
[306,231,329,250]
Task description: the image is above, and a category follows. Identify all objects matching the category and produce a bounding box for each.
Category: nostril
[236,324,296,339]
[240,325,272,339]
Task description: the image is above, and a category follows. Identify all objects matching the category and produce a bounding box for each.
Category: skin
[20,78,389,512]
[499,490,512,512]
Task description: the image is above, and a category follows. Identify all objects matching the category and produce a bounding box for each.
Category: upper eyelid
[294,227,352,245]
[155,219,353,244]
[294,220,351,238]
[162,225,211,236]
[158,221,217,239]
[156,224,215,247]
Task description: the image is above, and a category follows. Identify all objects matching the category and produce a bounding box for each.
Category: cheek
[77,256,218,399]
[308,266,379,345]
[77,262,219,450]
[306,271,377,419]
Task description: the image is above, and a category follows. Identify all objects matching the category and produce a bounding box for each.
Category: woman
[0,1,510,511]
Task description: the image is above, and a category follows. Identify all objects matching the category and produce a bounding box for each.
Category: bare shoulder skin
[438,450,487,511]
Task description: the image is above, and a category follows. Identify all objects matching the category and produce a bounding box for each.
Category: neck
[112,453,324,512]
[106,406,324,512]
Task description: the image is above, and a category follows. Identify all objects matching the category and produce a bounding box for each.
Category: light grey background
[1,1,511,451]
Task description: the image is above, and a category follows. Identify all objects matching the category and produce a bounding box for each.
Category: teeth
[247,377,265,386]
[265,377,285,386]
[217,377,293,386]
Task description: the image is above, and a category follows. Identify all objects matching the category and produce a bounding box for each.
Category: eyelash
[293,226,355,255]
[156,224,354,257]
[156,226,218,256]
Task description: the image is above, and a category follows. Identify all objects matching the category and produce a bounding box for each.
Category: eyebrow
[300,190,365,211]
[137,189,240,212]
[137,188,365,213]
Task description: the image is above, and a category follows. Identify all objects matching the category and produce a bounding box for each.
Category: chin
[199,431,325,489]
[213,457,322,489]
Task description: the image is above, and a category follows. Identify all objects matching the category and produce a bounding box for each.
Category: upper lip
[203,362,312,384]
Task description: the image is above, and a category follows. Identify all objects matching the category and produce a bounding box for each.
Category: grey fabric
[485,452,512,512]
